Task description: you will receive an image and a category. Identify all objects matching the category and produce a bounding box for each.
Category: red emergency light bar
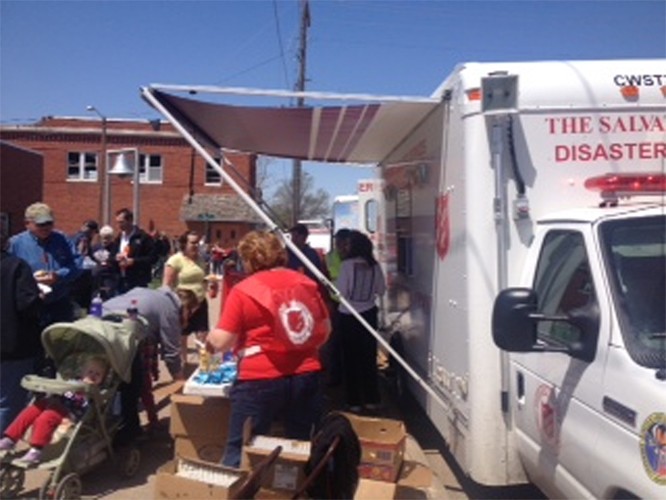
[584,173,666,197]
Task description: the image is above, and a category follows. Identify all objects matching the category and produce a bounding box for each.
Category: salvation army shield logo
[436,192,451,260]
[278,299,314,345]
[535,384,560,450]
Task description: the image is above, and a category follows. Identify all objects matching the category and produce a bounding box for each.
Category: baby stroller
[0,315,145,499]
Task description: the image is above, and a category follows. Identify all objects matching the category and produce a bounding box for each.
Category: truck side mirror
[564,302,600,363]
[492,288,538,351]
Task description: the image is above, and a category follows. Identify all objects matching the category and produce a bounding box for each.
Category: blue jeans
[221,371,323,468]
[0,357,35,435]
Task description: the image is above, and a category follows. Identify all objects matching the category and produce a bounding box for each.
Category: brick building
[0,141,44,237]
[0,117,261,247]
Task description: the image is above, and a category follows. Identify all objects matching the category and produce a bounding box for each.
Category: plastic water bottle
[90,293,103,318]
[127,299,139,320]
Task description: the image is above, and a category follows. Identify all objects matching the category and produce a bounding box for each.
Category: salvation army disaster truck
[142,59,665,498]
[375,60,666,499]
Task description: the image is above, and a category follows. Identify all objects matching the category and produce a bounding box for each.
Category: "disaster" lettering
[555,142,666,162]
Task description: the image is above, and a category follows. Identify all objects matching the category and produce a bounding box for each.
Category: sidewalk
[15,289,460,499]
[17,350,459,499]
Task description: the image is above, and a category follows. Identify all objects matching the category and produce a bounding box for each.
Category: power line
[272,0,291,89]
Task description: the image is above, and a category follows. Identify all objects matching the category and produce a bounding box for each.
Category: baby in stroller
[0,354,109,464]
[0,315,143,499]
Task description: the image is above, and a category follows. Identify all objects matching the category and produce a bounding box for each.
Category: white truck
[332,179,386,263]
[376,60,666,499]
[143,58,666,498]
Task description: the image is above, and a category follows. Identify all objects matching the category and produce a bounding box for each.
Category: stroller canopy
[41,317,145,383]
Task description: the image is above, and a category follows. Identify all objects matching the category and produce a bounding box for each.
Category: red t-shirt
[217,269,327,380]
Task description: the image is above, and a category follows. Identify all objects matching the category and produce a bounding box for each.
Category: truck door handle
[517,372,525,406]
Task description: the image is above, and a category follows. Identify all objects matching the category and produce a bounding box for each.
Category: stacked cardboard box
[164,394,435,499]
[344,413,407,482]
[169,390,231,463]
[154,456,247,499]
[241,422,311,495]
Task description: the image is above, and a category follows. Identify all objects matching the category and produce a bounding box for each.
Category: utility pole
[292,0,310,226]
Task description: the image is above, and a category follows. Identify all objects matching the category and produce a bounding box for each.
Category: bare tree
[269,170,330,226]
[255,155,274,194]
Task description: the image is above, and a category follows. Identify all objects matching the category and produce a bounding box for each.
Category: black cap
[289,223,309,237]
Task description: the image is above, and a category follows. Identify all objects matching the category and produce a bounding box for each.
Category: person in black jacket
[0,230,43,434]
[112,208,156,293]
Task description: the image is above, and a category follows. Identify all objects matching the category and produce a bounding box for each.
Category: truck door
[512,228,607,498]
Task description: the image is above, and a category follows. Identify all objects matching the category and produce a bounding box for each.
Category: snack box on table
[343,412,406,483]
[240,419,311,494]
[154,455,247,499]
[184,367,233,397]
[184,357,237,398]
[170,390,231,463]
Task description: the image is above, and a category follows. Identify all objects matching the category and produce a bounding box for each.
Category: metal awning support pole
[141,86,451,417]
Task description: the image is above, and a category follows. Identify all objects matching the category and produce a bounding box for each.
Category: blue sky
[1,0,664,200]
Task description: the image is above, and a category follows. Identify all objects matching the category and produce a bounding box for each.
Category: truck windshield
[600,215,666,369]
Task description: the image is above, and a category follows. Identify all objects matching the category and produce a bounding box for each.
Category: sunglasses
[35,221,54,228]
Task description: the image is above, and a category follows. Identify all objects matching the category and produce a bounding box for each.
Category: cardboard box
[174,436,225,464]
[169,391,231,462]
[397,460,433,488]
[354,478,397,499]
[241,424,311,493]
[344,413,406,482]
[154,457,246,499]
[353,478,422,500]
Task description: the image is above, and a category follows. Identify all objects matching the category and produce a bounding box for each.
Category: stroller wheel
[116,446,141,478]
[54,472,82,499]
[0,465,25,498]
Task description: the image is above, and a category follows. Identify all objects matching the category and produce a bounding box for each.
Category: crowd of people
[1,200,387,471]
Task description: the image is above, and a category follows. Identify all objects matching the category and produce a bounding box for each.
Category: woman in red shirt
[206,231,331,468]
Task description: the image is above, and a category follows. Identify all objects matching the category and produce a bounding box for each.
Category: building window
[67,151,98,181]
[205,156,222,185]
[138,154,163,183]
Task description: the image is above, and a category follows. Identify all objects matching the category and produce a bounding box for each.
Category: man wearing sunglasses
[8,202,79,331]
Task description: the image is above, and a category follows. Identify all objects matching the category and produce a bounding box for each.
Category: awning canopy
[143,86,440,165]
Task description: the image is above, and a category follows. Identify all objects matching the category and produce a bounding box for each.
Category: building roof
[180,193,263,223]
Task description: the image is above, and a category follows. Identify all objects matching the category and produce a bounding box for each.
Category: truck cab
[493,176,666,498]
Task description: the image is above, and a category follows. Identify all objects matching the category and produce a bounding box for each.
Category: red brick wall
[0,142,43,236]
[0,118,257,242]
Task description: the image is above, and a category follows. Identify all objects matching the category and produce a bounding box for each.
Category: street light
[86,105,110,225]
[108,148,141,226]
